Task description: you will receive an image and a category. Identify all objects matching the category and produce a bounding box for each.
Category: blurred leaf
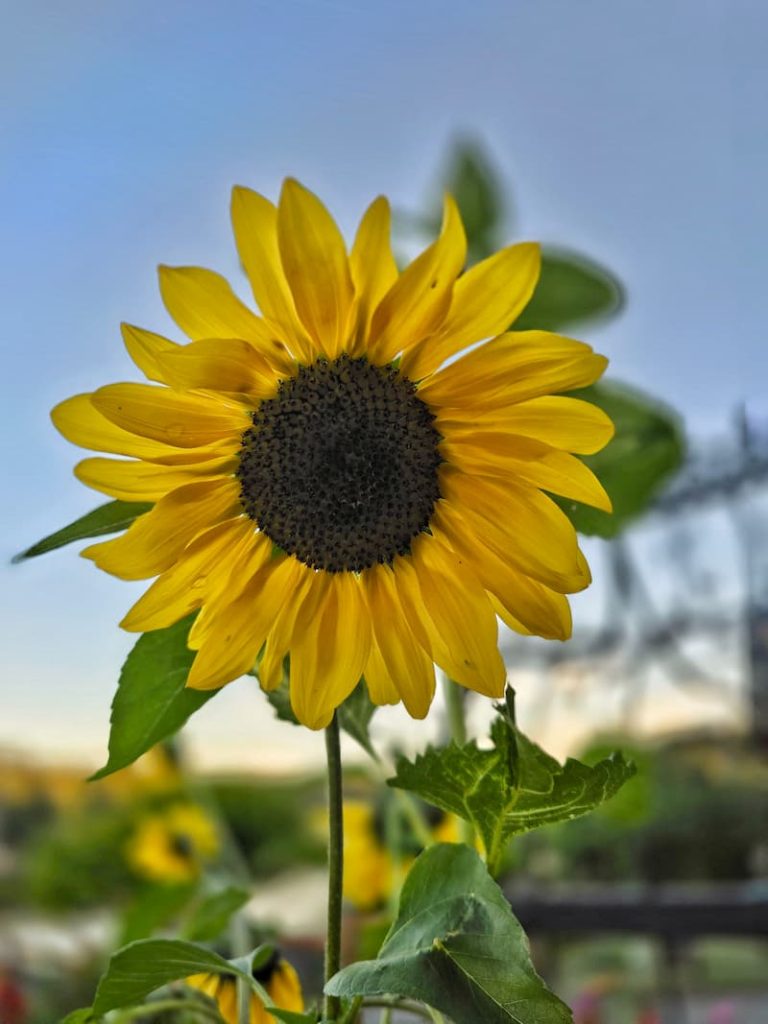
[13,500,151,562]
[264,677,299,725]
[91,616,219,780]
[92,939,256,1016]
[389,689,635,872]
[339,680,378,759]
[271,1013,318,1024]
[119,882,198,945]
[515,248,624,332]
[182,884,250,942]
[59,1010,94,1024]
[441,139,506,259]
[326,843,571,1023]
[560,380,684,537]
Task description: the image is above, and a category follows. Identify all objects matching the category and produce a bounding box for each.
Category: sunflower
[125,802,219,883]
[52,179,612,729]
[187,951,304,1024]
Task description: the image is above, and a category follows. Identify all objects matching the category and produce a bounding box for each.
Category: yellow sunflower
[187,952,304,1024]
[125,802,219,883]
[52,179,612,729]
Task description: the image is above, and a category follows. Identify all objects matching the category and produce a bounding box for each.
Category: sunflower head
[187,950,304,1024]
[53,179,613,729]
[125,802,219,883]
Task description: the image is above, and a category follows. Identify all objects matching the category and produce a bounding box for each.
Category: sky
[1,0,765,770]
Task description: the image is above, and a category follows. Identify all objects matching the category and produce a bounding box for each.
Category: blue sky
[1,1,765,767]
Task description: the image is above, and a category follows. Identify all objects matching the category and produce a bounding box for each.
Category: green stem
[324,713,344,1022]
[442,677,474,847]
[113,998,224,1022]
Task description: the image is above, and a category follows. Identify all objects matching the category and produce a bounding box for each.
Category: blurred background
[1,3,767,1022]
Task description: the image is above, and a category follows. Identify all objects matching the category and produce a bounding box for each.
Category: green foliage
[182,884,250,942]
[119,882,198,945]
[389,690,635,873]
[25,807,136,909]
[327,843,572,1023]
[439,138,506,259]
[210,777,324,876]
[13,500,151,561]
[91,938,255,1016]
[515,249,624,332]
[59,1010,94,1024]
[559,381,684,537]
[338,680,378,759]
[91,616,219,780]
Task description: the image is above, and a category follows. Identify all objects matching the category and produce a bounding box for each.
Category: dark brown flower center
[237,355,442,572]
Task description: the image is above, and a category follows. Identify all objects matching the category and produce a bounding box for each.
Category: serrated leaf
[182,885,250,942]
[91,616,219,780]
[560,381,684,538]
[13,500,151,562]
[389,689,635,872]
[92,939,247,1015]
[339,680,378,759]
[515,248,624,332]
[327,843,571,1024]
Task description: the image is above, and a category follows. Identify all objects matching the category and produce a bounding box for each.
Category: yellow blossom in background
[52,179,613,729]
[124,802,218,883]
[187,952,304,1024]
[342,801,393,911]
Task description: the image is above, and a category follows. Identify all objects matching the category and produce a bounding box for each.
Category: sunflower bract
[51,178,614,729]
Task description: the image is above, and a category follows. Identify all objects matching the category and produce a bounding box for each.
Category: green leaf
[265,677,299,725]
[326,843,571,1024]
[91,939,248,1016]
[560,381,684,538]
[339,680,378,759]
[515,248,624,332]
[59,1010,95,1024]
[91,616,219,780]
[182,885,250,942]
[389,689,635,872]
[270,1012,318,1024]
[119,882,198,945]
[441,139,506,259]
[13,500,152,562]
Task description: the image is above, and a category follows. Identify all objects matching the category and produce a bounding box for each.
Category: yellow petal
[74,454,236,502]
[362,564,435,717]
[289,573,371,729]
[402,242,540,380]
[230,186,314,363]
[91,383,249,447]
[441,434,612,511]
[349,196,398,355]
[397,532,506,697]
[259,570,327,691]
[433,506,572,640]
[186,556,309,691]
[277,179,355,359]
[155,337,279,397]
[121,323,180,384]
[368,195,467,365]
[439,468,589,593]
[81,477,241,580]
[362,640,401,707]
[120,518,260,632]
[436,395,615,455]
[419,331,608,408]
[52,394,208,463]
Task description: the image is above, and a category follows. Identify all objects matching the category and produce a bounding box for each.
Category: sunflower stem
[324,712,344,1022]
[442,677,475,847]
